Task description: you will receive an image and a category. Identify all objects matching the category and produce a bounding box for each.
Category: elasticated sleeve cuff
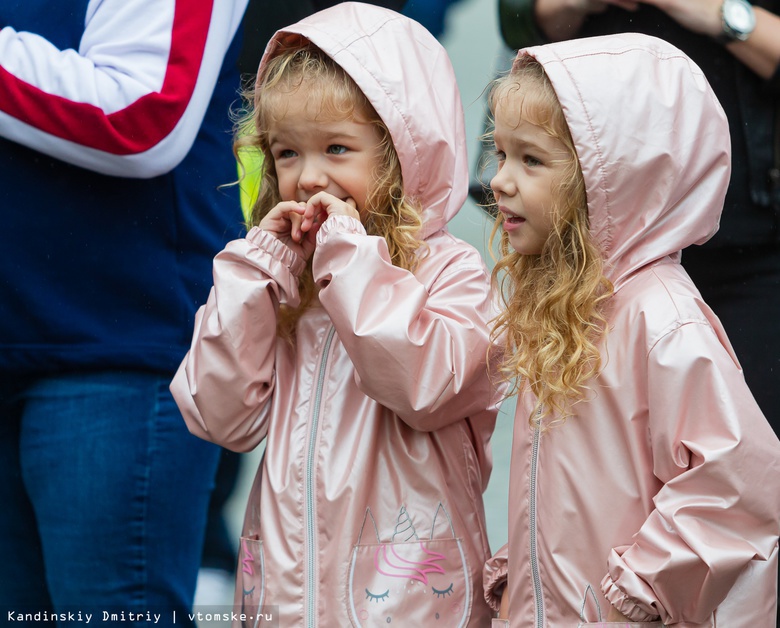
[315,214,366,246]
[601,548,659,622]
[483,550,509,613]
[246,226,307,278]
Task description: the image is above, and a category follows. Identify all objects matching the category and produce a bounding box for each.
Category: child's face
[490,97,572,256]
[268,96,384,216]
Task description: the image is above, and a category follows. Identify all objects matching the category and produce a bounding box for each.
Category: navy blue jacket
[0,0,249,374]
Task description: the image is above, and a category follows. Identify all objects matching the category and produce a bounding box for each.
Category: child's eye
[432,583,453,598]
[493,149,506,162]
[524,155,542,167]
[327,144,348,155]
[277,149,297,159]
[365,588,389,603]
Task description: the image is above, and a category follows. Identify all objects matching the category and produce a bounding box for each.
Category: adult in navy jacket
[0,0,248,622]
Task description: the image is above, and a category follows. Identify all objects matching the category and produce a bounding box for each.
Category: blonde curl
[487,56,613,427]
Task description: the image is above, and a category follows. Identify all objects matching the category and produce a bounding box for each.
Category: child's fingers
[289,211,304,242]
[258,201,305,237]
[305,191,360,221]
[299,203,318,234]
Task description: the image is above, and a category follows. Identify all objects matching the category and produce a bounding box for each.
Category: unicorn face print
[347,504,471,627]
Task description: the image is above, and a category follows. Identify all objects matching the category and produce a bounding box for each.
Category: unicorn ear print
[356,504,457,543]
[355,508,381,545]
[579,584,604,623]
[430,502,457,540]
[391,505,419,543]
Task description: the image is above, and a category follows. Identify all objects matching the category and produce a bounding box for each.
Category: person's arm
[600,320,780,623]
[640,0,780,78]
[170,227,305,452]
[312,214,501,433]
[0,0,248,178]
[534,0,639,41]
[726,5,780,78]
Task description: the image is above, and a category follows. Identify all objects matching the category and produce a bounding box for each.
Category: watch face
[724,0,756,33]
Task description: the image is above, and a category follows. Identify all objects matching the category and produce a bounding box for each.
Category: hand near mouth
[259,194,360,260]
[258,200,315,260]
[299,192,360,238]
[300,192,360,244]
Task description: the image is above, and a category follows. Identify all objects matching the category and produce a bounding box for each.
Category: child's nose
[298,159,328,191]
[490,169,509,197]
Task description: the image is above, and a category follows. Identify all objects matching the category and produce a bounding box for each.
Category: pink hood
[527,33,730,290]
[259,1,468,238]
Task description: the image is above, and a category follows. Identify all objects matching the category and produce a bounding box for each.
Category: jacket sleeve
[170,227,305,452]
[600,320,780,624]
[0,0,247,177]
[484,544,509,613]
[312,215,501,432]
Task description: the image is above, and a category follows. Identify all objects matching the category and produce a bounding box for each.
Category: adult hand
[536,0,640,40]
[642,0,780,78]
[585,0,641,14]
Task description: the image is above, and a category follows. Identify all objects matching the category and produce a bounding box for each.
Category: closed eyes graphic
[432,583,453,598]
[365,588,390,603]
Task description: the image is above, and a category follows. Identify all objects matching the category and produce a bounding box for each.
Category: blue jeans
[0,371,221,627]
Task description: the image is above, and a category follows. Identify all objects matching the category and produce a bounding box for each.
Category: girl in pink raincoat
[484,33,780,627]
[171,3,501,626]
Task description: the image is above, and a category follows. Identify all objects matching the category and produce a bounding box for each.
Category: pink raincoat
[484,34,780,627]
[171,3,499,626]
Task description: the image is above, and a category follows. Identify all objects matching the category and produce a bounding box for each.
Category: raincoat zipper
[530,422,544,627]
[305,325,336,628]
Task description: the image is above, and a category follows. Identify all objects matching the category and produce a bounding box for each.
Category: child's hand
[498,589,509,619]
[259,193,360,259]
[606,605,632,622]
[299,192,360,238]
[258,200,316,260]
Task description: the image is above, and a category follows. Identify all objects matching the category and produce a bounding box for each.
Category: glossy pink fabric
[170,3,500,626]
[484,34,780,626]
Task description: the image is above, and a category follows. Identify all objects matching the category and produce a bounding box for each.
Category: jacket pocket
[238,535,266,627]
[347,537,471,627]
[577,584,666,627]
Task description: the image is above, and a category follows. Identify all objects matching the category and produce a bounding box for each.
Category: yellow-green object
[237,147,264,224]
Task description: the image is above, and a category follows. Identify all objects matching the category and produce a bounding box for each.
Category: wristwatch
[717,0,756,43]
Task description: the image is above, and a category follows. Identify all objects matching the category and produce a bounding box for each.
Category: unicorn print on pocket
[347,503,471,627]
[238,535,265,627]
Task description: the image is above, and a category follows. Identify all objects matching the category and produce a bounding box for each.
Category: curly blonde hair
[234,40,426,341]
[488,56,613,427]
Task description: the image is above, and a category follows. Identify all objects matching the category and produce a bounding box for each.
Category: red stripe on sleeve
[0,0,214,155]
